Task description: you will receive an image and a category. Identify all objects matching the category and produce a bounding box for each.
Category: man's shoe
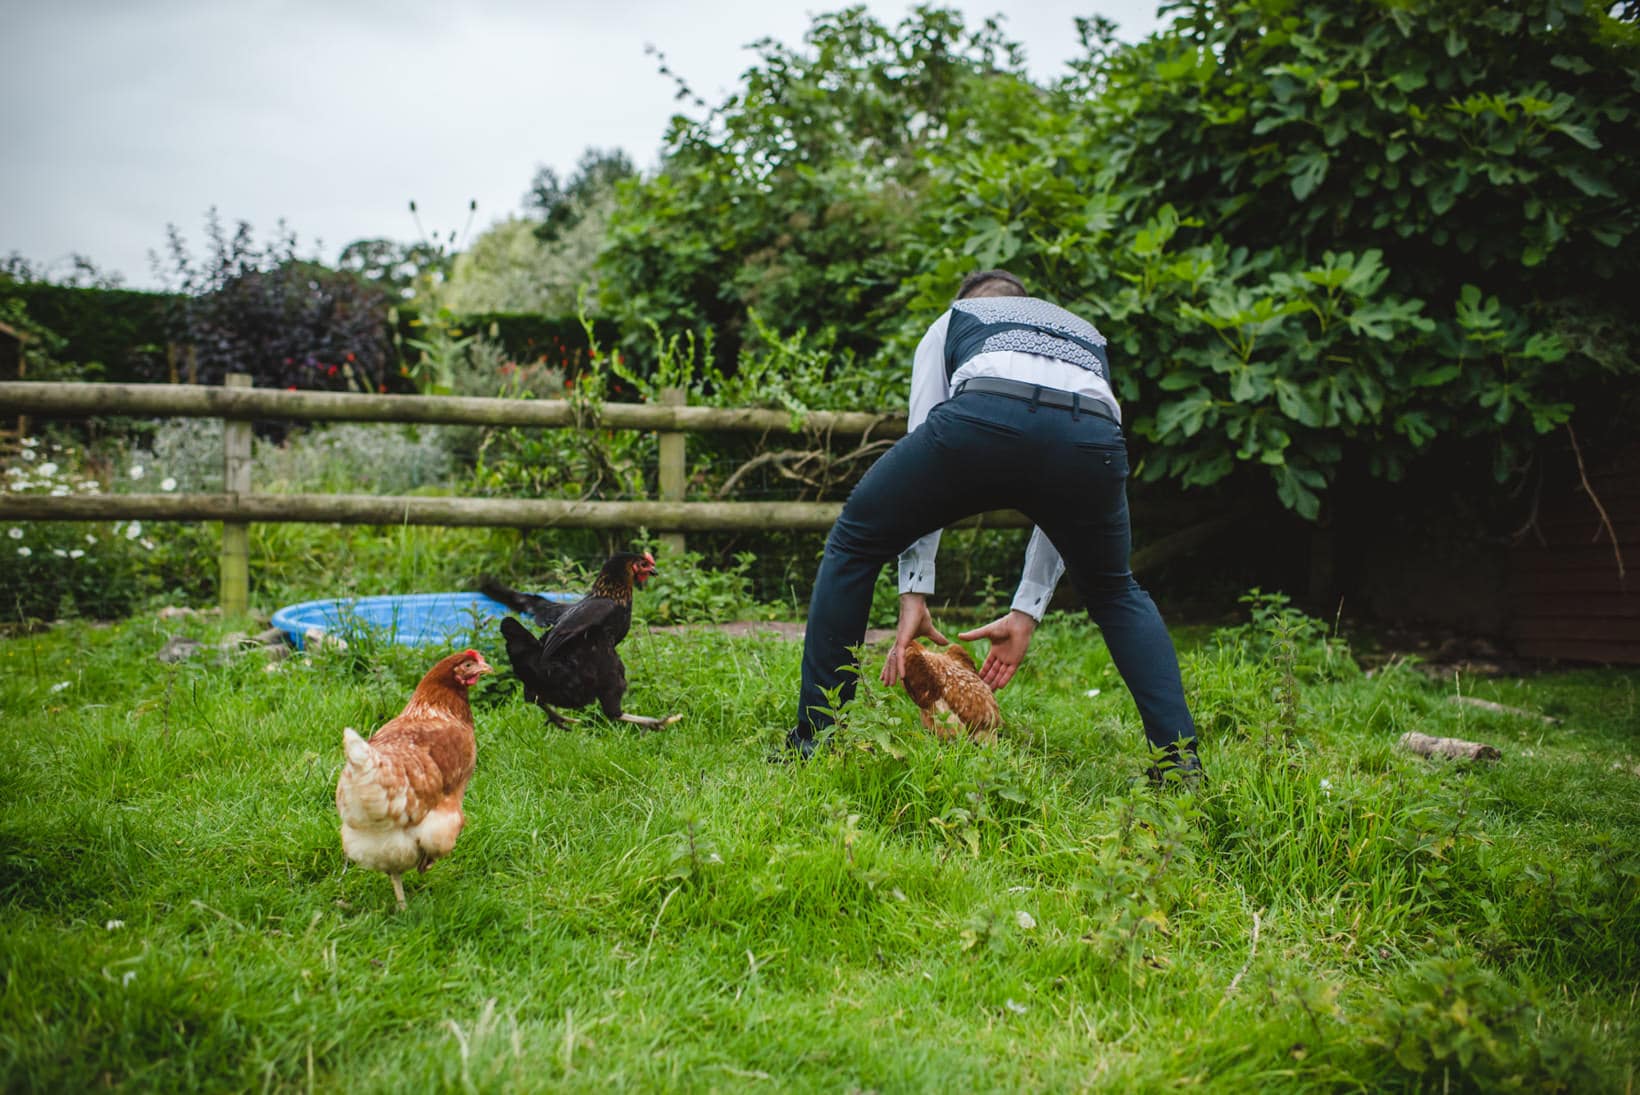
[1146,739,1204,788]
[769,726,819,764]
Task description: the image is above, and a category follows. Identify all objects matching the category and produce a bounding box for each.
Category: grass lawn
[1,608,1636,1092]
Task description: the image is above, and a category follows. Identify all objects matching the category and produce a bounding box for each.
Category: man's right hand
[880,593,949,686]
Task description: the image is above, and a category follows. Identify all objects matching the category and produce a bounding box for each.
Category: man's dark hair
[957,269,1028,300]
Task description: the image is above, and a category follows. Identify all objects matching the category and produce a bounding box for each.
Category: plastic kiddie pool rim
[271,592,578,650]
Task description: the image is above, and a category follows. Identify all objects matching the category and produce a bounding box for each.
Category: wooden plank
[0,491,1036,533]
[1508,616,1640,642]
[0,380,907,439]
[657,386,687,558]
[220,374,253,616]
[1509,545,1638,573]
[1526,519,1640,543]
[1506,593,1640,617]
[1507,570,1634,595]
[1515,637,1640,665]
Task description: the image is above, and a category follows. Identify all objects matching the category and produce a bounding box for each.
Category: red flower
[345,352,356,362]
[287,385,298,391]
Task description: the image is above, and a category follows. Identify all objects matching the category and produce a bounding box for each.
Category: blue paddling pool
[272,592,578,650]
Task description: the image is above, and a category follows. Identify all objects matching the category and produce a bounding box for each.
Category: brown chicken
[901,640,1002,743]
[335,648,492,910]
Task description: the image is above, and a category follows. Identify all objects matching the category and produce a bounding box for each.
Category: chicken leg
[617,712,683,731]
[390,873,407,912]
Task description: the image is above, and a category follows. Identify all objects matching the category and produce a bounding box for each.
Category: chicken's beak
[459,654,493,687]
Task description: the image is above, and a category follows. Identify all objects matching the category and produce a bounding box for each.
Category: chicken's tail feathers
[478,577,531,613]
[342,727,374,771]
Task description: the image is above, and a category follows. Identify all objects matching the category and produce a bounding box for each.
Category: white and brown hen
[335,648,492,910]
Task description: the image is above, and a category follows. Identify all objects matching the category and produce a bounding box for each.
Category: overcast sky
[1,0,1164,290]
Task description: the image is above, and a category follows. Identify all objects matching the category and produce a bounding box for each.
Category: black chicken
[480,552,681,730]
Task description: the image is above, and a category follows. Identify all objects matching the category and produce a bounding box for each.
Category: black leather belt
[953,376,1118,422]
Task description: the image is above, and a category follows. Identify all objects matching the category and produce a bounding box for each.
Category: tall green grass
[1,610,1635,1091]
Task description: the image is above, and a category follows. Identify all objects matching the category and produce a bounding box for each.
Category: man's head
[956,269,1028,301]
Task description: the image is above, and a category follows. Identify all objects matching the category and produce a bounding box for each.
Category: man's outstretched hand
[958,610,1038,690]
[880,593,949,686]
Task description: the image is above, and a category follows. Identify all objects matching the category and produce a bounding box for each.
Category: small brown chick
[900,641,1002,743]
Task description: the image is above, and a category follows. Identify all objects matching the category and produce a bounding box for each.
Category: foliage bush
[599,7,1041,365]
[155,211,396,395]
[600,0,1640,527]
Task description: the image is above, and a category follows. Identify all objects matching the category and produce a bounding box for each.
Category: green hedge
[0,279,616,386]
[0,282,172,383]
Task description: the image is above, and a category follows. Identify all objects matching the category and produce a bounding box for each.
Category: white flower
[1015,910,1037,930]
[18,449,35,462]
[8,483,25,492]
[1319,778,1332,789]
[49,486,69,497]
[6,466,22,477]
[105,919,124,930]
[37,461,58,476]
[77,480,99,492]
[16,546,30,557]
[1084,688,1101,698]
[140,538,155,551]
[20,437,37,447]
[70,549,84,559]
[52,548,67,558]
[160,477,178,492]
[125,521,142,540]
[6,528,19,540]
[85,534,97,544]
[50,681,70,693]
[1004,999,1028,1015]
[129,465,145,480]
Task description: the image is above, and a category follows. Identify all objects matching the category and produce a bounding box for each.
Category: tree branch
[1567,421,1626,580]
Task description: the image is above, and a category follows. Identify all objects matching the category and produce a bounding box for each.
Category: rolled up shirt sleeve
[1011,527,1066,620]
[896,314,952,596]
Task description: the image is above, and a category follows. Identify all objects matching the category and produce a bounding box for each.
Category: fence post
[220,373,252,615]
[658,386,687,558]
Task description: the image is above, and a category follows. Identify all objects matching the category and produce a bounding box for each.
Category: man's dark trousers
[795,388,1196,749]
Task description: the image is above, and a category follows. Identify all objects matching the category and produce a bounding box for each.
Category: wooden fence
[0,377,1031,614]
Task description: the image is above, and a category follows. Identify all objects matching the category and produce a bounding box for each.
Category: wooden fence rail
[0,380,908,436]
[0,378,1028,615]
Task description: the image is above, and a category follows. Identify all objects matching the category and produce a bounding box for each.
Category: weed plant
[1,602,1635,1091]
